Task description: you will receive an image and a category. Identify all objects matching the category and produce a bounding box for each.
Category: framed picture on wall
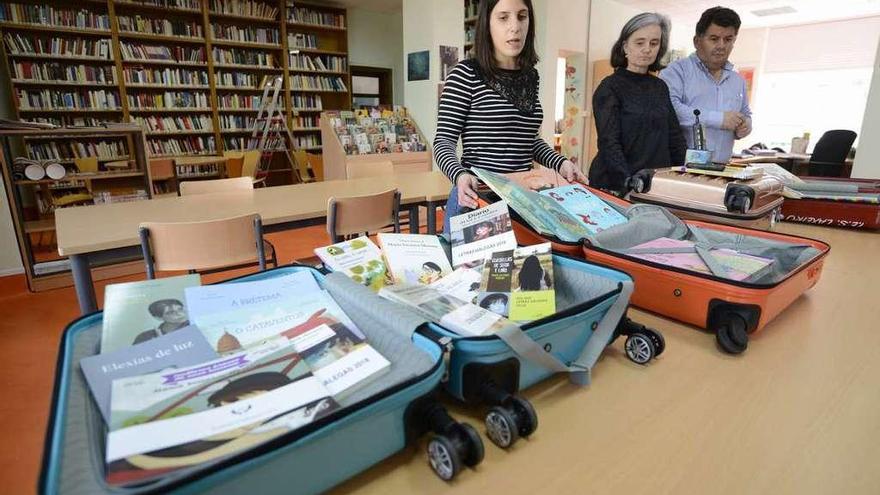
[408,50,430,81]
[439,46,459,80]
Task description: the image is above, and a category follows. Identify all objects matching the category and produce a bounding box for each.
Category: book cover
[313,236,387,291]
[477,249,515,317]
[377,233,453,285]
[80,326,217,422]
[105,341,338,485]
[471,168,593,243]
[449,201,517,268]
[627,238,774,281]
[184,271,320,319]
[538,184,627,234]
[286,322,390,397]
[101,274,202,354]
[508,243,556,322]
[379,284,508,337]
[430,266,482,304]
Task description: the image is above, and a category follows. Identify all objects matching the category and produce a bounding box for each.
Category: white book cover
[379,284,507,337]
[377,233,453,285]
[449,201,517,268]
[184,271,321,319]
[430,266,482,304]
[313,236,388,291]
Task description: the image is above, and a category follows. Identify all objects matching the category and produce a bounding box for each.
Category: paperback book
[627,237,775,281]
[538,184,627,234]
[379,284,509,337]
[478,243,556,322]
[377,233,453,285]
[101,274,201,354]
[430,266,482,304]
[313,236,388,291]
[449,201,517,268]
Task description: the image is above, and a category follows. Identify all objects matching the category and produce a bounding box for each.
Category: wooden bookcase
[0,0,354,187]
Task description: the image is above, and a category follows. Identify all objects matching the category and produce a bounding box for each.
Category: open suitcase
[780,177,880,229]
[627,167,785,230]
[475,170,829,355]
[40,265,487,494]
[420,253,662,450]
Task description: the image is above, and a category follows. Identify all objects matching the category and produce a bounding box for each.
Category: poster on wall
[738,67,755,104]
[561,54,586,168]
[440,46,459,81]
[407,50,430,81]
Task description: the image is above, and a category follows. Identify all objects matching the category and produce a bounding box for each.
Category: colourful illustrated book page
[377,233,453,285]
[538,184,627,234]
[627,238,773,281]
[509,243,556,322]
[313,236,387,290]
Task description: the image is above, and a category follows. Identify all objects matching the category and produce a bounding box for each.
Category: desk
[732,153,854,177]
[325,221,880,495]
[57,171,451,314]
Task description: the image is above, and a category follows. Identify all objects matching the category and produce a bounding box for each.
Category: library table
[57,171,452,314]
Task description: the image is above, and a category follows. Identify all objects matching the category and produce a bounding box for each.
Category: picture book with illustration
[479,243,556,322]
[379,284,509,337]
[313,236,387,291]
[101,274,202,354]
[538,184,627,234]
[627,237,775,281]
[477,249,514,317]
[376,233,452,285]
[449,201,517,268]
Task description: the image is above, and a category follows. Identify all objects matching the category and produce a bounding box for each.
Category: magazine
[101,274,202,354]
[449,201,517,268]
[379,284,509,337]
[478,243,556,322]
[627,237,775,281]
[376,233,453,285]
[80,326,217,422]
[105,341,338,485]
[313,236,388,291]
[430,266,482,304]
[538,184,627,234]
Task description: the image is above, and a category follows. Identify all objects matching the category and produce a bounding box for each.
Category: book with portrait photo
[449,201,517,268]
[477,249,515,317]
[508,243,556,322]
[376,233,453,286]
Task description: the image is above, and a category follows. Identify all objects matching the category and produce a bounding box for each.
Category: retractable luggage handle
[492,280,634,387]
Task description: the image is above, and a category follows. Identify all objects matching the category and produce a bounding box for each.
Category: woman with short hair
[589,12,687,195]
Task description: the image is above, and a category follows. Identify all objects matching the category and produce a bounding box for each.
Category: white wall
[347,8,404,105]
[852,37,880,178]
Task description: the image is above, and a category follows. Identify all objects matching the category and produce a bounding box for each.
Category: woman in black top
[434,0,586,233]
[590,12,686,194]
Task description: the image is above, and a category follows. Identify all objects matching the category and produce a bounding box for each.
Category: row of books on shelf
[222,136,249,150]
[120,43,205,63]
[26,140,127,162]
[289,54,347,72]
[288,6,345,27]
[290,75,347,92]
[211,24,279,44]
[288,33,320,50]
[127,92,210,110]
[146,137,216,156]
[124,67,208,86]
[175,163,222,177]
[216,94,263,109]
[3,34,113,59]
[465,0,480,18]
[0,4,111,30]
[117,16,203,38]
[83,269,388,485]
[93,189,149,205]
[327,109,426,155]
[294,135,320,149]
[292,115,319,128]
[134,115,213,134]
[23,116,114,128]
[213,47,278,67]
[10,62,115,84]
[17,89,120,110]
[215,71,275,88]
[292,94,322,109]
[119,0,200,10]
[219,115,255,130]
[210,0,279,19]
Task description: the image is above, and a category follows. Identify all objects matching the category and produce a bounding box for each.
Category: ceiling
[613,0,880,28]
[309,0,403,13]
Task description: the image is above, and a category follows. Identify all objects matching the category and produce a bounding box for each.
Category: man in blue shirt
[660,7,751,164]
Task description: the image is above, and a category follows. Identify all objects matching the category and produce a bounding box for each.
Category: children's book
[80,325,217,422]
[538,184,627,234]
[101,274,202,354]
[183,271,320,319]
[627,237,775,281]
[105,340,338,485]
[379,284,509,337]
[313,236,387,291]
[377,233,453,285]
[478,243,556,321]
[449,201,517,268]
[477,249,514,317]
[430,266,482,304]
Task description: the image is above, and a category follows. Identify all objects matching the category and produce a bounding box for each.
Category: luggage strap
[493,280,634,387]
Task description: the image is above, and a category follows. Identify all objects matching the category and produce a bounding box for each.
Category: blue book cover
[80,326,217,422]
[538,184,628,234]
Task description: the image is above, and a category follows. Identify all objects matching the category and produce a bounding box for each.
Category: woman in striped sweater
[434,0,586,232]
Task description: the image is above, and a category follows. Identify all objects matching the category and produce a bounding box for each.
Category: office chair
[808,130,857,177]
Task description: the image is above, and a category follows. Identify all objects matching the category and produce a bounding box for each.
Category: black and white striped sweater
[433,60,567,184]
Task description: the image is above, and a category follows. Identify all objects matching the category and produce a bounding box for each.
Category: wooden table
[732,153,854,176]
[56,171,452,314]
[324,221,880,495]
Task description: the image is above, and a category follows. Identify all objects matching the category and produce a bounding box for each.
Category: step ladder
[247,76,312,183]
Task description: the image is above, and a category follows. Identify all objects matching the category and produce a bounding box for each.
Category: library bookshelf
[0,0,353,188]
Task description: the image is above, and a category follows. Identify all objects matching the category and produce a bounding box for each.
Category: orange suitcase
[476,169,829,354]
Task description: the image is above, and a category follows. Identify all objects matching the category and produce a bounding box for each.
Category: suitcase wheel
[714,313,749,354]
[725,190,752,213]
[624,333,656,365]
[484,396,537,449]
[644,328,665,357]
[427,435,462,481]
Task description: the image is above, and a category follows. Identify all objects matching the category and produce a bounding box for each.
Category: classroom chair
[139,213,271,280]
[327,189,401,243]
[293,149,316,183]
[222,150,245,178]
[241,150,267,187]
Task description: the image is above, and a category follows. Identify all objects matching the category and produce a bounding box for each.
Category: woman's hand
[456,173,480,209]
[559,160,587,184]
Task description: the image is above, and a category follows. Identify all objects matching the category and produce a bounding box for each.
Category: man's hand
[735,118,752,139]
[721,111,745,131]
[455,173,480,209]
[559,160,587,183]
